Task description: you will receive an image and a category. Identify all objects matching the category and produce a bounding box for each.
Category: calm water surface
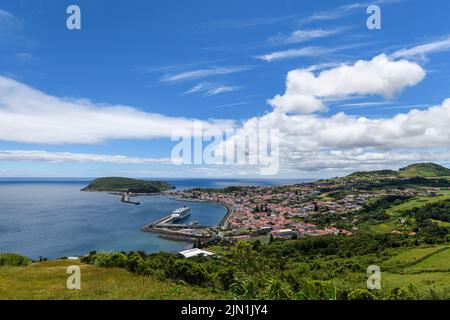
[0,178,309,259]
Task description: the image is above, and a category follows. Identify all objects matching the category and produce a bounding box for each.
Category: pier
[140,212,218,242]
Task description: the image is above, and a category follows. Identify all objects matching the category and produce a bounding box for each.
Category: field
[387,192,450,216]
[370,191,450,233]
[404,247,450,273]
[375,246,450,295]
[0,259,226,300]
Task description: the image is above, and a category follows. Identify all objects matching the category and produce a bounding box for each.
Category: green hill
[399,163,450,178]
[344,163,450,180]
[347,170,398,179]
[81,177,174,193]
[0,259,224,300]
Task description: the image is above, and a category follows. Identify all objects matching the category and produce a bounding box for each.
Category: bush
[347,288,376,300]
[109,253,127,268]
[217,268,235,290]
[167,259,209,286]
[126,252,146,273]
[387,287,413,300]
[264,278,295,300]
[0,253,32,266]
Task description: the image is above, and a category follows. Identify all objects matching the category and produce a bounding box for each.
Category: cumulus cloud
[0,75,234,144]
[224,99,450,171]
[268,54,425,113]
[215,53,450,173]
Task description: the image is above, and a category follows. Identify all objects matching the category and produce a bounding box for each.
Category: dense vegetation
[81,177,174,193]
[407,199,450,223]
[79,229,450,300]
[0,253,31,266]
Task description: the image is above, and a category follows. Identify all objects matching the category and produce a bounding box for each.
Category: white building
[178,248,215,258]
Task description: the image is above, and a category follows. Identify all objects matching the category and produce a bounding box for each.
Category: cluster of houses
[173,180,423,243]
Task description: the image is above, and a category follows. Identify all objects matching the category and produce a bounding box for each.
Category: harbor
[140,206,222,242]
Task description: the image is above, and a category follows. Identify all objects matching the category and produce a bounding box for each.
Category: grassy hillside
[2,242,450,299]
[0,259,226,300]
[81,177,173,193]
[378,246,450,297]
[347,170,398,179]
[343,163,450,180]
[399,163,450,178]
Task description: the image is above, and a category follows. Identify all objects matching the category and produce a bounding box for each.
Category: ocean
[0,178,309,259]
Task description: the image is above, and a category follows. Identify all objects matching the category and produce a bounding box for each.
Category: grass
[0,259,227,300]
[370,191,450,234]
[371,221,398,233]
[377,246,450,295]
[370,217,413,233]
[404,248,450,273]
[432,219,450,227]
[382,246,447,270]
[347,245,450,297]
[381,272,450,291]
[387,193,450,217]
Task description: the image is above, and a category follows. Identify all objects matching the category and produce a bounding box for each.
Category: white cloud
[300,0,399,25]
[256,46,330,62]
[184,83,241,96]
[0,150,170,164]
[256,43,368,62]
[268,27,346,45]
[161,66,252,82]
[391,35,450,60]
[215,53,450,173]
[0,75,234,144]
[0,9,16,26]
[268,54,425,113]
[223,99,450,173]
[268,94,326,113]
[15,52,34,62]
[0,9,20,40]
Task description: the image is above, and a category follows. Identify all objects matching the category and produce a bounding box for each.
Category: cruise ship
[171,206,191,221]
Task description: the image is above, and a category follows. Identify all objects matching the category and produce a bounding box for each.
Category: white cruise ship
[171,206,191,221]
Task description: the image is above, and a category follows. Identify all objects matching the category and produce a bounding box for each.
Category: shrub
[0,253,32,266]
[126,252,146,273]
[264,278,295,300]
[387,287,413,300]
[167,259,209,286]
[347,288,376,300]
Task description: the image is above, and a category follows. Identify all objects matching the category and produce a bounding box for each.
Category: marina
[141,205,222,242]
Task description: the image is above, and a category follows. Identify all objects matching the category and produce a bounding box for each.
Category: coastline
[80,189,170,197]
[167,195,233,228]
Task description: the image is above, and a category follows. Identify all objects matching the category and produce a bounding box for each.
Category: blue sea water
[0,178,309,259]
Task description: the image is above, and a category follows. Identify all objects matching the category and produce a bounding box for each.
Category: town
[169,173,435,242]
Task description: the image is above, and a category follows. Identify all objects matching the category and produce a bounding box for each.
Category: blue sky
[1,0,450,178]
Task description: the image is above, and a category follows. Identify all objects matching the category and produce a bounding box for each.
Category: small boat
[171,206,191,221]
